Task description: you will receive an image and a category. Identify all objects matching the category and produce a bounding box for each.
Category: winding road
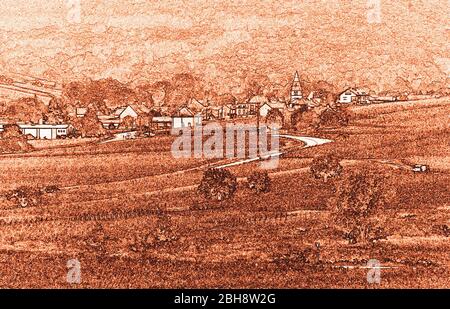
[215,134,333,169]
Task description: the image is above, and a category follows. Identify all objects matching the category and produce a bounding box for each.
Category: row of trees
[265,104,351,132]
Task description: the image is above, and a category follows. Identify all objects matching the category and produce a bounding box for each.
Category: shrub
[129,213,178,255]
[265,108,284,129]
[331,170,396,244]
[5,186,43,208]
[0,125,33,153]
[310,154,343,182]
[319,106,350,127]
[293,110,321,132]
[290,105,308,127]
[247,171,271,193]
[85,223,108,255]
[198,168,237,201]
[42,185,60,194]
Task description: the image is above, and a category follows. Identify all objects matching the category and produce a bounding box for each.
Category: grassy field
[0,98,448,288]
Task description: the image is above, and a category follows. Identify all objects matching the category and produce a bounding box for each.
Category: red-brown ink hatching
[0,0,448,288]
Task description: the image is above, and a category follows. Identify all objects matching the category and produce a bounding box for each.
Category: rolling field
[0,98,448,288]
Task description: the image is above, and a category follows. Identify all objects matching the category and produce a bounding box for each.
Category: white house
[172,106,202,129]
[76,107,87,117]
[18,123,70,139]
[338,88,370,104]
[259,101,287,117]
[114,106,138,119]
[99,105,139,129]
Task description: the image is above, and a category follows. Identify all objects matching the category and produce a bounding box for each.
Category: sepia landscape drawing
[0,0,448,289]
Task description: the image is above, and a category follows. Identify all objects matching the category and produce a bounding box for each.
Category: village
[0,71,433,141]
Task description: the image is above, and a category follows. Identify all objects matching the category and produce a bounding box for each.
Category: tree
[120,115,135,130]
[5,186,43,208]
[46,97,69,123]
[198,168,237,201]
[265,108,284,129]
[310,154,343,183]
[290,105,308,127]
[331,170,396,244]
[293,109,321,132]
[0,97,48,123]
[0,124,33,153]
[78,109,106,137]
[319,106,350,128]
[247,171,271,193]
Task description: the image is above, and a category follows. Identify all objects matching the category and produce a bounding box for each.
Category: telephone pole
[256,101,260,157]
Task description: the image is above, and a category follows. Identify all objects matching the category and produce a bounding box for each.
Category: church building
[289,71,303,108]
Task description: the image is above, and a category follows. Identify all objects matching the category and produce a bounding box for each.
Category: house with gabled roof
[171,106,202,129]
[338,88,371,104]
[97,105,139,129]
[187,98,207,114]
[259,101,288,117]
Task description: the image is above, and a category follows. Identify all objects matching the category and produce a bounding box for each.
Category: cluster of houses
[0,71,409,140]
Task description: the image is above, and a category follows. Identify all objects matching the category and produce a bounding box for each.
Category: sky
[0,0,448,92]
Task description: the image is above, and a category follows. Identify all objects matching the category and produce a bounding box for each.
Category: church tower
[290,71,302,104]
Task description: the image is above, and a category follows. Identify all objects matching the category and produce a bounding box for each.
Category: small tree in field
[310,154,343,183]
[5,186,43,208]
[331,170,396,244]
[85,223,108,256]
[198,168,237,201]
[247,171,271,193]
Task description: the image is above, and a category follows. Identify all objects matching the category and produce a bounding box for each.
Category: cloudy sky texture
[0,0,448,93]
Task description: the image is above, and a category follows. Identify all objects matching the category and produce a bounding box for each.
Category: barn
[18,123,70,139]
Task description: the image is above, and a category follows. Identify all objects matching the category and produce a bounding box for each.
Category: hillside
[0,0,448,96]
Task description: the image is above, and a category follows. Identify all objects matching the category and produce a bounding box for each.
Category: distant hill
[0,0,448,96]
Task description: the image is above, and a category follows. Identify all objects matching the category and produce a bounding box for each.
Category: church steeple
[290,71,302,104]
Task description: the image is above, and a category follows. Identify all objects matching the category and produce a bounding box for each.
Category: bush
[0,125,33,153]
[247,171,271,193]
[42,185,60,194]
[290,105,308,127]
[319,106,350,127]
[198,168,237,201]
[310,154,343,182]
[265,108,284,129]
[84,223,108,255]
[129,213,178,255]
[331,170,396,244]
[293,110,321,132]
[5,186,43,208]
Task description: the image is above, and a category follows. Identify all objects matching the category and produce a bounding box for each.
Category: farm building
[172,106,202,129]
[259,101,288,117]
[18,123,70,139]
[98,105,139,129]
[151,116,172,133]
[338,88,371,104]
